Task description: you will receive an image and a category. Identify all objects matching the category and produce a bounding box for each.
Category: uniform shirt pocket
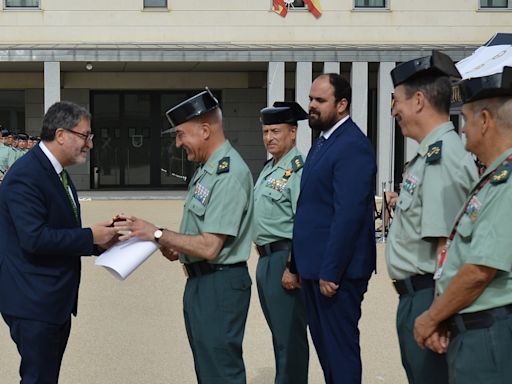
[456,215,475,240]
[188,200,207,217]
[397,192,413,211]
[262,187,283,201]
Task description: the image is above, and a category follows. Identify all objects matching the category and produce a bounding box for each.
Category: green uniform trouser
[447,311,512,384]
[256,249,309,384]
[396,287,449,384]
[183,265,252,384]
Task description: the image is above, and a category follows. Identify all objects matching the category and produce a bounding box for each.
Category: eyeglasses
[64,129,94,142]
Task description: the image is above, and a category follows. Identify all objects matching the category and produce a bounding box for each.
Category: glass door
[159,93,196,187]
[123,93,152,185]
[91,90,217,189]
[92,92,152,187]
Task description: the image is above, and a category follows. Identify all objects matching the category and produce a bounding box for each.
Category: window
[143,0,167,8]
[480,0,511,8]
[354,0,387,8]
[286,0,305,8]
[4,0,39,8]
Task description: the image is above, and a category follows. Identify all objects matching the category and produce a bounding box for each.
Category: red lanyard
[449,155,512,241]
[436,155,512,275]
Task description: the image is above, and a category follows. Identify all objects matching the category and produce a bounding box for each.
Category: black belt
[392,274,434,295]
[448,304,512,339]
[256,239,291,257]
[182,261,247,279]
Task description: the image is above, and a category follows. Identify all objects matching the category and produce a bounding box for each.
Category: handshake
[90,214,179,262]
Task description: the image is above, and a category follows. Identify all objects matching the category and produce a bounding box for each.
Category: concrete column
[323,62,340,74]
[267,62,285,106]
[377,62,396,195]
[295,62,313,156]
[44,62,61,112]
[350,62,368,135]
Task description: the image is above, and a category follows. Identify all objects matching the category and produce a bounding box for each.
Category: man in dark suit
[0,101,120,384]
[292,73,377,383]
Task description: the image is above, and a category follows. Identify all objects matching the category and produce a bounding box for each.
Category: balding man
[415,66,512,383]
[118,89,254,384]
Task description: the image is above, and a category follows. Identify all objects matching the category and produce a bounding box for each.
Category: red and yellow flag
[272,0,288,17]
[305,0,322,18]
[272,0,322,18]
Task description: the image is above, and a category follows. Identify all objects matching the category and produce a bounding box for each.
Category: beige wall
[0,1,510,45]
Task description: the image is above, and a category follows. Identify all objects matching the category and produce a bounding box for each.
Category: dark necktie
[308,136,326,162]
[60,170,78,221]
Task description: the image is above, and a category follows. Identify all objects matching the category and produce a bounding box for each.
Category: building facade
[0,0,511,190]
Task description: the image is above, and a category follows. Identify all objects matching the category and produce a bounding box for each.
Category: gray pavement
[0,199,407,384]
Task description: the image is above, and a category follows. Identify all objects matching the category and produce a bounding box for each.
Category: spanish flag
[272,0,288,17]
[305,0,322,18]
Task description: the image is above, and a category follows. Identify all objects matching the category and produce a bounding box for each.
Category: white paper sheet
[95,237,159,280]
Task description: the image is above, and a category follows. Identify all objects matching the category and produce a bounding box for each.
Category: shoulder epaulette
[425,141,442,164]
[217,157,230,174]
[491,162,512,185]
[291,155,304,172]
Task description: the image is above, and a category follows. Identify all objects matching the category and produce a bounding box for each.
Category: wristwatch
[153,228,164,243]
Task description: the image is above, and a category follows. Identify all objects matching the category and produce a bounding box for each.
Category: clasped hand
[414,310,449,354]
[112,214,179,261]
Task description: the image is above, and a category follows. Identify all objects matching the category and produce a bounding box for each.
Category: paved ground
[0,198,407,384]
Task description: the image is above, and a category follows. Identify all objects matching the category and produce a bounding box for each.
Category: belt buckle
[182,264,190,278]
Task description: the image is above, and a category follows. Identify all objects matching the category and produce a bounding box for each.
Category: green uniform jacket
[179,140,254,265]
[437,148,512,313]
[386,122,478,280]
[253,146,303,246]
[0,144,10,175]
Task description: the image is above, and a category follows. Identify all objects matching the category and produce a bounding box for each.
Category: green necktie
[60,170,79,222]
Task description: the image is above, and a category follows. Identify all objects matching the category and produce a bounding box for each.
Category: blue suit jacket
[293,118,377,282]
[0,145,95,324]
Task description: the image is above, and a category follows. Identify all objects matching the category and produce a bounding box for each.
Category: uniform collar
[417,122,454,157]
[481,147,512,179]
[272,146,299,170]
[202,140,232,175]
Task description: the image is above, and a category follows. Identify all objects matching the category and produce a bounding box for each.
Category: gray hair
[40,101,91,141]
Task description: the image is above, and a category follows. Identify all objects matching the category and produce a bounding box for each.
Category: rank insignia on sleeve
[425,141,442,164]
[291,155,304,172]
[491,162,512,185]
[217,157,230,174]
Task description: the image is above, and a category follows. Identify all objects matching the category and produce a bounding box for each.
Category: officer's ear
[198,121,213,140]
[414,91,426,112]
[289,125,298,141]
[479,108,494,137]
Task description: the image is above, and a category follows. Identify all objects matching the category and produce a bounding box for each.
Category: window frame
[478,0,511,9]
[143,0,168,9]
[353,0,389,10]
[3,0,40,10]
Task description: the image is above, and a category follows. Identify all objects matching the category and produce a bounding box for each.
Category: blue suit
[293,117,377,384]
[0,144,96,383]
